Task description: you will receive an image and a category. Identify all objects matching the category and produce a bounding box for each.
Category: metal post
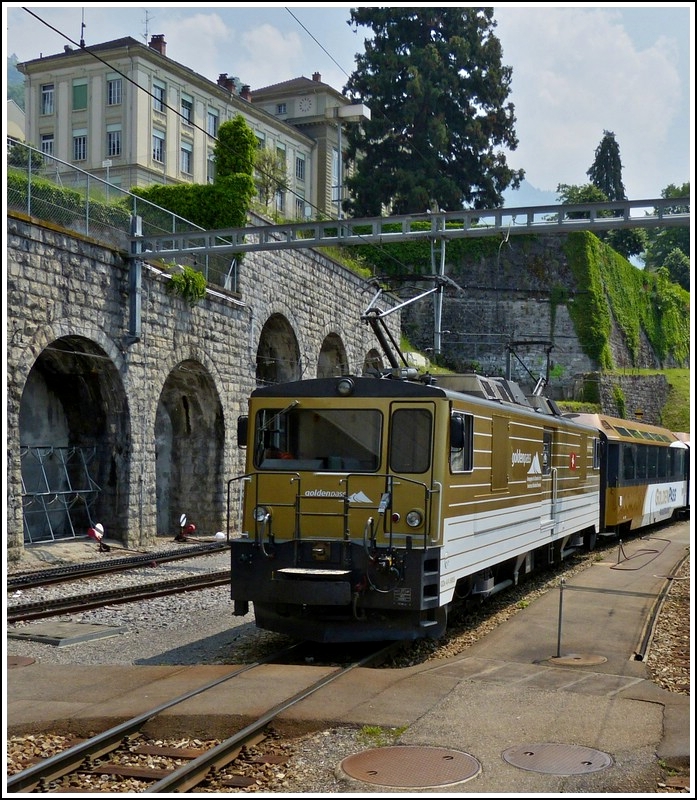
[556,578,565,658]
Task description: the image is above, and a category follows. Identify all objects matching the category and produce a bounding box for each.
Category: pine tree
[342,8,524,216]
[586,130,625,201]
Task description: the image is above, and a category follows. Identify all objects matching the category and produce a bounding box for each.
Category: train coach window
[622,444,636,482]
[450,412,473,472]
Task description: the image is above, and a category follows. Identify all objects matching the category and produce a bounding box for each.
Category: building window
[40,133,54,156]
[295,155,305,181]
[73,129,87,160]
[295,197,305,219]
[255,132,265,149]
[72,79,88,111]
[153,130,165,163]
[41,84,54,115]
[207,108,218,137]
[180,142,192,174]
[181,93,193,124]
[207,153,216,184]
[276,102,286,115]
[107,76,122,105]
[276,189,285,212]
[153,81,166,112]
[106,124,122,157]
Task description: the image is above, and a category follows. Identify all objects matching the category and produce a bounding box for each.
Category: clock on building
[298,96,313,113]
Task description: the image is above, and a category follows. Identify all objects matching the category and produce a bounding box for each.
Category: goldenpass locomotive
[227,367,622,643]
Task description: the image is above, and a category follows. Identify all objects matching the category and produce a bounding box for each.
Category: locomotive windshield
[254,406,382,471]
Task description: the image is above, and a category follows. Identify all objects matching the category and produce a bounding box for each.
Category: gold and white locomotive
[228,370,604,642]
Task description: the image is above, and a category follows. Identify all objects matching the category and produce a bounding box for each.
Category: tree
[213,115,257,179]
[342,8,524,216]
[643,182,690,287]
[586,130,625,201]
[254,148,290,213]
[585,130,646,259]
[556,182,646,260]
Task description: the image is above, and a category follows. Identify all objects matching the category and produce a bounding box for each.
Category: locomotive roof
[251,374,601,434]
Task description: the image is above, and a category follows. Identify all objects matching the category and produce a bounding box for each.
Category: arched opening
[19,336,130,544]
[256,313,301,386]
[155,360,224,537]
[317,332,349,377]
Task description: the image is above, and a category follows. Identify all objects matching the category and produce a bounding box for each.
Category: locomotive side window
[542,430,552,475]
[389,407,432,473]
[450,412,473,472]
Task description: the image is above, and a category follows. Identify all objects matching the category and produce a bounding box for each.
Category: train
[226,364,689,644]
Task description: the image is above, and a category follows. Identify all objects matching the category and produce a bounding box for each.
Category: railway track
[6,642,397,793]
[7,541,228,590]
[7,570,232,623]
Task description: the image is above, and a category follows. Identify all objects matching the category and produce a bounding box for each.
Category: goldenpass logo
[511,449,532,467]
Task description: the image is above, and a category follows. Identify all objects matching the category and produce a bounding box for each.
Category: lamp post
[327,103,371,220]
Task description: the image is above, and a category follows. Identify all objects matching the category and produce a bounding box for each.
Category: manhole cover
[548,653,608,667]
[340,746,480,788]
[7,656,35,667]
[502,743,612,775]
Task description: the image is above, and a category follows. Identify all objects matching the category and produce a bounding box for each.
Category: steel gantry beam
[134,197,689,260]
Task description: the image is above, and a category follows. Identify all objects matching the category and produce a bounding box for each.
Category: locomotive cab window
[254,406,381,471]
[450,412,474,472]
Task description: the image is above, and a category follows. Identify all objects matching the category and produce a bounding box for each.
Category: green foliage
[564,232,690,369]
[255,147,289,210]
[130,175,254,230]
[7,170,131,231]
[214,116,257,178]
[7,141,43,169]
[166,263,207,306]
[612,384,627,418]
[357,725,407,747]
[343,7,524,215]
[564,234,614,368]
[643,182,690,287]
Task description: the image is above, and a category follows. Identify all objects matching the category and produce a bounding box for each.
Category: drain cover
[502,743,612,775]
[7,621,127,646]
[340,746,480,788]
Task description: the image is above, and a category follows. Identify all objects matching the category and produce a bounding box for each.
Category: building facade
[18,34,363,219]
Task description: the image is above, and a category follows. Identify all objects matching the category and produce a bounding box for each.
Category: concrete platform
[6,522,691,793]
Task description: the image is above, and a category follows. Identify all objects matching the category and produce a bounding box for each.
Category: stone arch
[363,348,385,375]
[256,313,302,385]
[155,359,225,537]
[317,332,349,378]
[19,335,130,544]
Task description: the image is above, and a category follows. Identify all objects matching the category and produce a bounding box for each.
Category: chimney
[240,85,252,101]
[149,34,166,56]
[217,73,236,92]
[312,72,321,82]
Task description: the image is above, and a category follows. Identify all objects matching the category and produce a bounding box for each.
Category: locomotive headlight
[253,505,270,522]
[336,377,355,396]
[406,509,424,528]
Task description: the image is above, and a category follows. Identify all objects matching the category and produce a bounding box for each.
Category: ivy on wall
[564,232,690,368]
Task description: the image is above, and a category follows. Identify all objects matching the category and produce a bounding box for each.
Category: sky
[3,3,694,205]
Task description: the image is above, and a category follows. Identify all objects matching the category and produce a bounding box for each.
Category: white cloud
[495,6,686,198]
